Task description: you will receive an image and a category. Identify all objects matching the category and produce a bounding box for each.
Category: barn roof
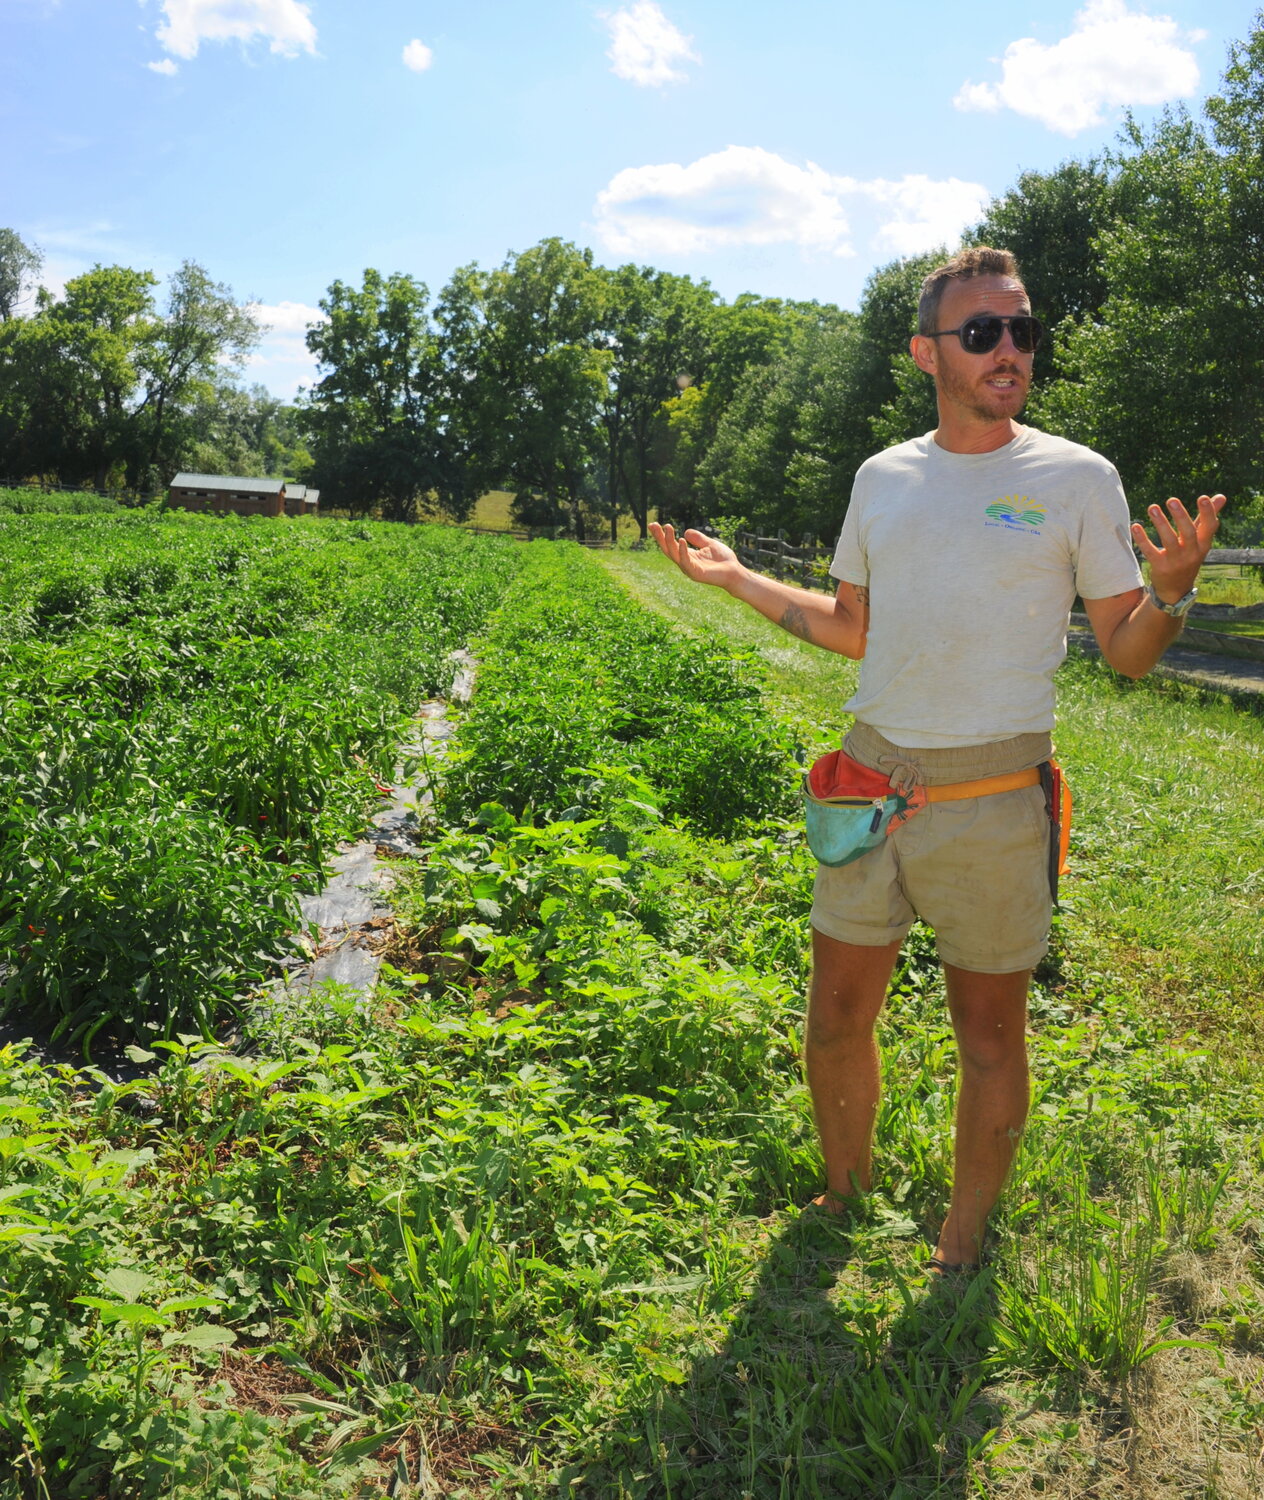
[170,473,285,495]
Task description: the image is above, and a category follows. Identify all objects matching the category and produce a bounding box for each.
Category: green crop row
[0,513,520,1046]
[441,541,802,838]
[0,543,823,1495]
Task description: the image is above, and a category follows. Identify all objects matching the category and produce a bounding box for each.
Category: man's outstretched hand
[1131,493,1226,603]
[648,523,746,590]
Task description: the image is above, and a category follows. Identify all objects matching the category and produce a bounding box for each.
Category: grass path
[599,546,1264,1053]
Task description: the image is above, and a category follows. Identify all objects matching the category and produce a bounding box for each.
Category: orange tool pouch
[1037,759,1072,902]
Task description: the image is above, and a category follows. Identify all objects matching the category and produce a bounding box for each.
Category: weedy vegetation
[0,533,1260,1498]
[0,488,124,515]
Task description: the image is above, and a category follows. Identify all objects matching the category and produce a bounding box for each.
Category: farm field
[1,526,1262,1498]
[0,511,520,1046]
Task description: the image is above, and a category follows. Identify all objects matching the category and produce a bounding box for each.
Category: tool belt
[804,748,1071,899]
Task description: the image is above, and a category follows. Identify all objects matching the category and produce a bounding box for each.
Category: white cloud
[604,1,697,87]
[31,221,127,259]
[249,299,324,337]
[153,0,317,62]
[596,147,852,256]
[593,146,988,262]
[402,38,433,72]
[147,57,179,75]
[245,300,326,399]
[859,176,993,258]
[953,0,1201,135]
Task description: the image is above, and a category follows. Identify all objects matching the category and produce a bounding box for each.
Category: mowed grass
[465,491,648,543]
[601,546,1264,1052]
[1188,568,1264,608]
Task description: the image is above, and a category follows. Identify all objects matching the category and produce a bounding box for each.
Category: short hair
[917,247,1025,335]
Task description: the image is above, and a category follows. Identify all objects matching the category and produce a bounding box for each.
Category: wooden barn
[283,484,321,516]
[168,474,286,517]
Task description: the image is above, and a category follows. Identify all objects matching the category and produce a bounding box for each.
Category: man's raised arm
[1083,493,1225,679]
[648,523,868,660]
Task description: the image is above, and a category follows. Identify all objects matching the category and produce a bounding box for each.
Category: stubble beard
[937,362,1028,424]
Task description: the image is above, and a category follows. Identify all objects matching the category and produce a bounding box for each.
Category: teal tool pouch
[802,748,925,868]
[803,789,908,867]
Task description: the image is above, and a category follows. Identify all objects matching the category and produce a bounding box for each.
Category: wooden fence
[733,531,835,592]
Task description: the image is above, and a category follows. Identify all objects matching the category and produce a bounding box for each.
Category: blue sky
[1,0,1256,397]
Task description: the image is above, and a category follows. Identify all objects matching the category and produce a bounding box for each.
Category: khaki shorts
[810,722,1054,974]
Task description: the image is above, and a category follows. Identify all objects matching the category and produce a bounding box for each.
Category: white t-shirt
[830,425,1143,748]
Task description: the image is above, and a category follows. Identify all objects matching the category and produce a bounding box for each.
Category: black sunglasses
[924,314,1045,354]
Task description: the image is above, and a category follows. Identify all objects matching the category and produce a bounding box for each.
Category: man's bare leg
[804,929,902,1211]
[935,964,1031,1265]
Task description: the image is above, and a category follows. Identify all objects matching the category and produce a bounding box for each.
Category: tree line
[0,246,309,493]
[2,13,1261,541]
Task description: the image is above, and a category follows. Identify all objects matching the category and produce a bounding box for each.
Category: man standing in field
[650,246,1224,1271]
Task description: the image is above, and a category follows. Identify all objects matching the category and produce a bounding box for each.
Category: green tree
[1031,22,1264,516]
[0,265,158,486]
[437,239,608,537]
[1024,13,1264,516]
[595,264,714,540]
[133,261,259,488]
[838,252,942,465]
[180,383,310,480]
[0,229,43,321]
[304,269,468,521]
[967,160,1119,384]
[654,294,841,529]
[697,316,862,541]
[791,315,878,534]
[653,380,709,526]
[0,258,259,490]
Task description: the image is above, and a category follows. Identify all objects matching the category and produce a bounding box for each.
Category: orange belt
[923,763,1072,883]
[924,767,1041,802]
[923,762,1073,888]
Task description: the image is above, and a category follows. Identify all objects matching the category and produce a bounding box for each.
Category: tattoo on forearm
[779,602,814,643]
[855,586,870,607]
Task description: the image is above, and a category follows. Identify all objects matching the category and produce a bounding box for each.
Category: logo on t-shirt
[984,497,1046,532]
